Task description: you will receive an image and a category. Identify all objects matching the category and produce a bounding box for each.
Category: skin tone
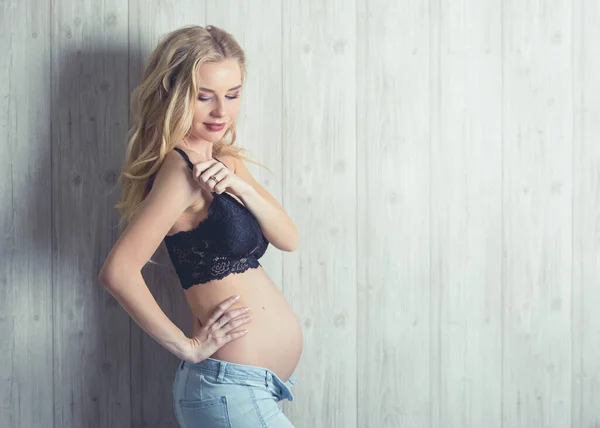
[182,59,243,159]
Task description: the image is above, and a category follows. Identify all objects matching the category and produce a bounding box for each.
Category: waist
[184,267,304,381]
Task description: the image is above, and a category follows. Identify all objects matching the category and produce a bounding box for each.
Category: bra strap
[213,157,227,167]
[173,146,227,170]
[172,147,194,170]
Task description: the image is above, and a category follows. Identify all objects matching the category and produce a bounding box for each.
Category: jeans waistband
[181,357,297,402]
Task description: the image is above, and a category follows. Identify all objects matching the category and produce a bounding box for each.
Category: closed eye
[198,95,240,102]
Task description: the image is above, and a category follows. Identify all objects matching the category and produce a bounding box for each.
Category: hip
[172,357,298,428]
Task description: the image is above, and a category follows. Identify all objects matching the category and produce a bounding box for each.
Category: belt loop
[180,360,185,370]
[217,361,228,382]
[265,371,270,388]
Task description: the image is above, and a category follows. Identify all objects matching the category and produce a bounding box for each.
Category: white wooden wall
[1,0,599,427]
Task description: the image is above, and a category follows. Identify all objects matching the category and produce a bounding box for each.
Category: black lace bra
[162,147,269,289]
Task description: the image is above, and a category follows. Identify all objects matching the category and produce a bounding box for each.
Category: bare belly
[184,265,303,383]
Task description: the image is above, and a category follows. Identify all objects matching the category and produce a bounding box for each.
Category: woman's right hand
[182,295,252,364]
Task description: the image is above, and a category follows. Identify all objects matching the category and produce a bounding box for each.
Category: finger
[219,312,252,330]
[206,171,225,193]
[204,171,226,193]
[228,330,249,341]
[210,304,249,334]
[197,162,223,182]
[220,315,252,333]
[213,175,231,194]
[215,330,249,347]
[209,311,248,337]
[205,296,240,327]
[230,306,251,318]
[192,159,220,179]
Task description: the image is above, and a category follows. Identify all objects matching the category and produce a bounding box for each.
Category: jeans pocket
[178,396,232,428]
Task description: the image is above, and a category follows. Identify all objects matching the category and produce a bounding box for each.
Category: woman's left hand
[192,158,252,197]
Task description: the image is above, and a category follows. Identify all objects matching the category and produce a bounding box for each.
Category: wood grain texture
[572,1,600,428]
[283,1,357,427]
[51,0,130,427]
[0,1,53,427]
[501,1,573,427]
[434,1,504,427]
[357,1,432,427]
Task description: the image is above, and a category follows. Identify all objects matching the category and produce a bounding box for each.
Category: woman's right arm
[100,269,190,359]
[98,152,201,360]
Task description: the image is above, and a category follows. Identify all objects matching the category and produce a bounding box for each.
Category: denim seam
[247,386,268,428]
[181,365,193,403]
[173,368,185,427]
[222,396,233,428]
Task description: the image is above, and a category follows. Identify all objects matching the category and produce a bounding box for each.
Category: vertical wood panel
[502,1,573,427]
[127,3,204,427]
[357,1,432,427]
[572,0,600,426]
[283,0,357,426]
[52,1,130,427]
[435,1,503,427]
[0,1,53,427]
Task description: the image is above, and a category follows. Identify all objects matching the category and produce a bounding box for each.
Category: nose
[211,97,227,117]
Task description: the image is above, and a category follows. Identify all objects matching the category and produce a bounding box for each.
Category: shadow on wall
[50,45,189,427]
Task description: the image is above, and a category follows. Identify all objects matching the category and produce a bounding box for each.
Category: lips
[204,122,226,132]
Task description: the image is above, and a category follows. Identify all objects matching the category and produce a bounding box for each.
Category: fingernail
[233,295,240,300]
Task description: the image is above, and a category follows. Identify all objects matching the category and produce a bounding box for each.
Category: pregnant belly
[183,266,304,382]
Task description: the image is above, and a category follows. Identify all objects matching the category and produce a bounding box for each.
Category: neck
[183,137,214,160]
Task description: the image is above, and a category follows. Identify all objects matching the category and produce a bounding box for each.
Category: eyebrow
[198,85,242,93]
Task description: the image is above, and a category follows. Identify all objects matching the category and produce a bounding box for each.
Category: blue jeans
[172,357,298,427]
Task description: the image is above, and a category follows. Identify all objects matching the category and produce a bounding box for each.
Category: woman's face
[187,59,243,144]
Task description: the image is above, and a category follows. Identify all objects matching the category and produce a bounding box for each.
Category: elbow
[98,266,114,288]
[270,234,298,252]
[97,261,130,289]
[283,229,299,252]
[98,258,143,289]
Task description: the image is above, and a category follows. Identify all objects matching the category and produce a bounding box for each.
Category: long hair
[114,25,268,235]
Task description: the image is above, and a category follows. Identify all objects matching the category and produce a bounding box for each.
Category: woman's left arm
[230,157,298,252]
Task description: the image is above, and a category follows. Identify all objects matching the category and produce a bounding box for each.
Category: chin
[204,133,225,142]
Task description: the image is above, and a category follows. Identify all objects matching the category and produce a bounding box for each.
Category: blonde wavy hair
[114,24,268,234]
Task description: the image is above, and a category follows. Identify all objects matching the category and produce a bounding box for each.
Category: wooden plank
[51,1,130,427]
[0,1,53,427]
[283,1,357,426]
[434,1,504,427]
[572,0,600,426]
[502,1,573,426]
[357,1,432,427]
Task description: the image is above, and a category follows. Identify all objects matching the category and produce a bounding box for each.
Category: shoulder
[151,150,203,203]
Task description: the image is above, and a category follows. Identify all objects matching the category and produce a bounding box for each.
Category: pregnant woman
[98,25,303,427]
